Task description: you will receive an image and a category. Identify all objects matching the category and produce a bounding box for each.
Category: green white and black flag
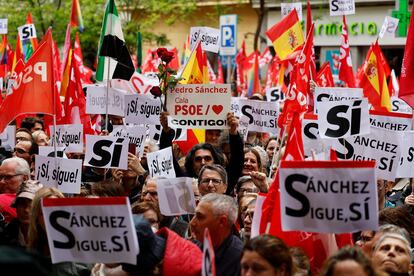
[96,0,134,81]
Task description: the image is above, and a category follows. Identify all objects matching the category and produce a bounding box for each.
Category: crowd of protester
[0,110,413,276]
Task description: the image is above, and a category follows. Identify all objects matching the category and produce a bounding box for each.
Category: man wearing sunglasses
[0,157,30,194]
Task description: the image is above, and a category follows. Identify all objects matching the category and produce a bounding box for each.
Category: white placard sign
[238,115,250,142]
[86,85,125,116]
[333,127,404,180]
[84,135,128,169]
[230,97,242,117]
[396,132,414,178]
[379,16,399,38]
[147,147,176,178]
[35,155,82,194]
[124,94,162,125]
[391,96,412,114]
[314,87,363,113]
[302,114,334,156]
[156,177,196,216]
[39,146,68,158]
[146,124,186,143]
[42,197,138,264]
[369,111,413,131]
[317,99,370,139]
[281,3,303,21]
[329,0,355,16]
[129,72,159,94]
[190,27,221,53]
[266,86,284,103]
[279,160,378,233]
[0,19,7,34]
[166,84,231,130]
[233,98,279,134]
[0,125,15,149]
[49,124,83,153]
[111,125,147,156]
[18,23,37,40]
[201,228,216,276]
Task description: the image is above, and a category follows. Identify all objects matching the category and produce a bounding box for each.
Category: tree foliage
[0,0,196,67]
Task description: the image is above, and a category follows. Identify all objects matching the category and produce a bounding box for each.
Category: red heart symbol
[212,105,223,115]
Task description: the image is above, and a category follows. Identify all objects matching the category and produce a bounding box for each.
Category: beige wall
[140,3,258,56]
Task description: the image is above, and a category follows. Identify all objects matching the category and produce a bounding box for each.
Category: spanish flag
[266,9,304,61]
[359,42,391,112]
[180,41,205,85]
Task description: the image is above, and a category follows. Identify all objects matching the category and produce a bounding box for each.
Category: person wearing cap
[0,180,43,247]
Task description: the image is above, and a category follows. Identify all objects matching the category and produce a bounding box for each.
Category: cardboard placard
[38,146,68,158]
[156,177,196,216]
[329,0,355,16]
[190,27,221,53]
[0,18,7,34]
[396,132,414,178]
[280,160,378,233]
[124,94,162,125]
[379,16,399,38]
[84,135,128,170]
[129,72,159,94]
[0,125,15,149]
[85,85,125,116]
[42,197,138,264]
[231,98,279,134]
[314,87,363,114]
[369,110,413,131]
[317,99,370,139]
[49,124,83,153]
[18,23,37,40]
[111,125,147,156]
[166,84,231,130]
[35,155,82,194]
[281,2,303,21]
[265,86,284,103]
[147,147,176,178]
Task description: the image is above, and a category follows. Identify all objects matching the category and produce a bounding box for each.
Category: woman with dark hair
[241,235,294,276]
[320,246,378,276]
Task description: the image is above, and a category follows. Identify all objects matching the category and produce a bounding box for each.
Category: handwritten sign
[166,84,231,130]
[35,155,82,194]
[147,147,176,178]
[280,160,377,233]
[84,135,128,170]
[156,177,196,216]
[49,124,83,153]
[42,197,138,264]
[85,85,125,116]
[124,94,162,125]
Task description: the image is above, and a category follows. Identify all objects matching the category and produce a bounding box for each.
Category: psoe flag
[266,9,304,61]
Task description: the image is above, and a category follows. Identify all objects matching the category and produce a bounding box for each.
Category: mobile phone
[128,143,137,155]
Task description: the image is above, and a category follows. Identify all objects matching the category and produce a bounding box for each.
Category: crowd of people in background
[0,105,412,276]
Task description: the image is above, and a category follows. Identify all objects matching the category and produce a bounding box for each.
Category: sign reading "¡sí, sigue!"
[166,84,231,130]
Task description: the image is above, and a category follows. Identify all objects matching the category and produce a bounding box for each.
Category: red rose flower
[161,51,174,64]
[157,48,168,59]
[150,86,162,98]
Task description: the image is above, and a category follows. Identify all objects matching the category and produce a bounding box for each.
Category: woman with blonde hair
[27,187,64,254]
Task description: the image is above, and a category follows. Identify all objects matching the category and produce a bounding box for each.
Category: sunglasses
[14,148,28,154]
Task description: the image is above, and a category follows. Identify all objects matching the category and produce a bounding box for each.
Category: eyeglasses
[14,148,28,154]
[0,174,22,181]
[199,178,223,186]
[194,155,213,162]
[142,191,158,197]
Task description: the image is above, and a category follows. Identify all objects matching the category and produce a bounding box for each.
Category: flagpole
[50,29,59,189]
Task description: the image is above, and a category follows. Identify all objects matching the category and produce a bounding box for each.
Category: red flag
[0,30,60,133]
[399,4,414,109]
[62,51,94,135]
[316,62,335,87]
[61,24,72,78]
[74,32,93,84]
[217,59,224,84]
[235,40,247,95]
[388,69,399,97]
[247,51,261,97]
[282,112,305,161]
[264,57,279,90]
[338,16,356,88]
[142,49,158,73]
[52,38,62,82]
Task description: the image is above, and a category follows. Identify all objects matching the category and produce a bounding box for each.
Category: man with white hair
[190,193,243,276]
[371,232,413,275]
[0,157,30,194]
